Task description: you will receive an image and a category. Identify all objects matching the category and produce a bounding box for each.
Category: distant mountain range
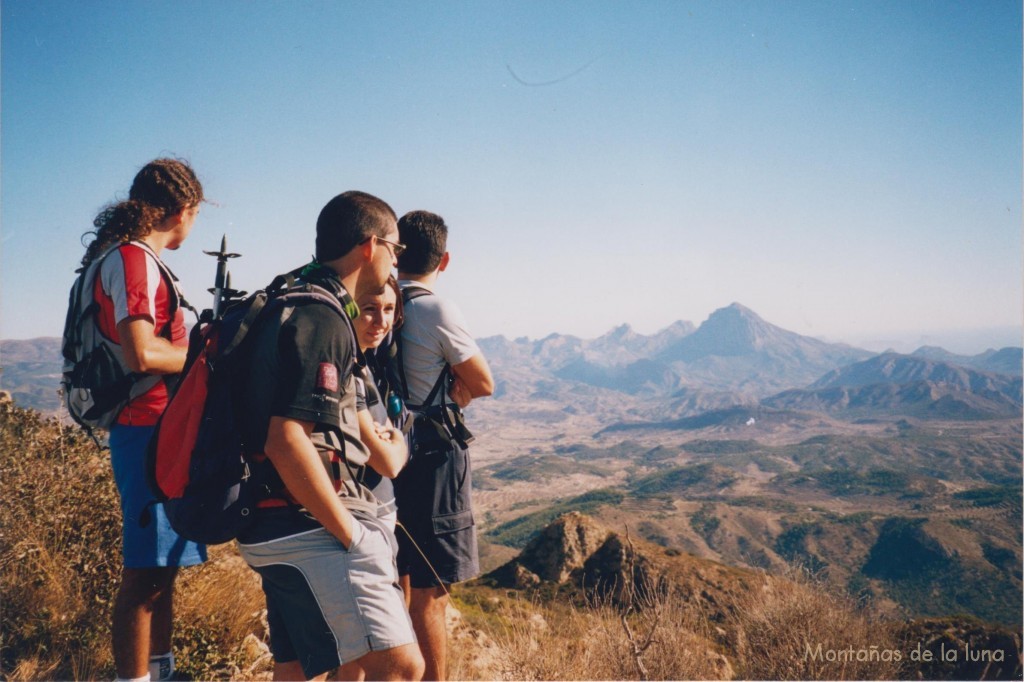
[764,352,1024,420]
[909,345,1022,377]
[0,337,63,413]
[3,303,1021,420]
[477,302,1021,422]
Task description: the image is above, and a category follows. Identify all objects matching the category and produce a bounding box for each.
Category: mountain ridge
[4,304,1022,418]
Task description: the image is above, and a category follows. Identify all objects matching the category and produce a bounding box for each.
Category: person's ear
[438,252,450,272]
[361,236,376,262]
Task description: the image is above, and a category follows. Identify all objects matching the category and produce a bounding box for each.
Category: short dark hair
[316,191,396,262]
[397,210,448,274]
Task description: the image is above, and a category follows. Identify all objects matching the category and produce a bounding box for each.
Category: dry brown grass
[453,561,732,682]
[471,591,729,680]
[1,402,122,679]
[0,400,272,680]
[729,568,903,680]
[453,542,905,681]
[172,545,272,679]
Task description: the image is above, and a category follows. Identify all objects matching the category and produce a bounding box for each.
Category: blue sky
[2,0,1021,354]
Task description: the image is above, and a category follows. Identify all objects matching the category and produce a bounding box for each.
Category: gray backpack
[61,241,189,435]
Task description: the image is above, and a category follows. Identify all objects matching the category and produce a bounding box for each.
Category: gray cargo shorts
[239,512,415,679]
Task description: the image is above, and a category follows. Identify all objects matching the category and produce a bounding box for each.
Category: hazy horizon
[2,1,1021,353]
[1,299,1019,358]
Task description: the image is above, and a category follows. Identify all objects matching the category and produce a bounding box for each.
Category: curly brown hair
[80,158,204,269]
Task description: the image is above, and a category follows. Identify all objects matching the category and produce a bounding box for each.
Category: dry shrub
[445,593,506,681]
[1,402,121,680]
[479,586,728,680]
[173,545,272,680]
[729,569,902,680]
[489,597,588,680]
[591,584,729,681]
[0,401,272,681]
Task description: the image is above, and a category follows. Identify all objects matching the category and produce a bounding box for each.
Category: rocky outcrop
[494,511,612,585]
[484,512,756,619]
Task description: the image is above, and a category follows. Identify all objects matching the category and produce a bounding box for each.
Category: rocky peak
[653,303,770,361]
[514,511,612,583]
[699,303,775,348]
[653,319,697,339]
[601,323,635,341]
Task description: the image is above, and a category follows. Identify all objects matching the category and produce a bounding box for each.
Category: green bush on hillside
[953,485,1022,513]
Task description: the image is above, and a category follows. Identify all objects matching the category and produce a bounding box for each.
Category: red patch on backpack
[317,363,339,391]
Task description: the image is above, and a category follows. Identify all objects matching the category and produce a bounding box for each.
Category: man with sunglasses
[235,191,423,682]
[391,210,494,681]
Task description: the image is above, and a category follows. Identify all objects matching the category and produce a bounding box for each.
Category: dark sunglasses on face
[363,235,406,257]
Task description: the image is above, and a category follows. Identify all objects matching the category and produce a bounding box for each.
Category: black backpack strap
[217,292,270,358]
[415,363,452,412]
[265,263,310,295]
[402,285,433,302]
[395,328,413,403]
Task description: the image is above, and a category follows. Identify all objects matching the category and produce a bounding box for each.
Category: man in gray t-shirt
[392,210,494,681]
[397,280,481,405]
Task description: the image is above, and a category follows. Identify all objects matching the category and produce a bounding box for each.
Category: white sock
[149,653,174,682]
[115,675,151,682]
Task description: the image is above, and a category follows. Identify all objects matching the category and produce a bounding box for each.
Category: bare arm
[450,353,494,407]
[116,316,187,374]
[264,416,359,548]
[357,409,408,478]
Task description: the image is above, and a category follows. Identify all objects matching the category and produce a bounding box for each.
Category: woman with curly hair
[80,158,206,682]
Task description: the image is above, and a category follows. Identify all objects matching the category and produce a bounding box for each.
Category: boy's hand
[450,377,473,408]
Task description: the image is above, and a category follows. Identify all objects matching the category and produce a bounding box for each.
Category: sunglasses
[365,235,406,257]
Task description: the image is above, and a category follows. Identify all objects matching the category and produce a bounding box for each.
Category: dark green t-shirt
[237,273,376,543]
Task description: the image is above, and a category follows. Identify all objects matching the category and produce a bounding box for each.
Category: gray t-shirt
[398,280,480,406]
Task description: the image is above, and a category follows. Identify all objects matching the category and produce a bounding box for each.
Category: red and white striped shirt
[94,242,186,425]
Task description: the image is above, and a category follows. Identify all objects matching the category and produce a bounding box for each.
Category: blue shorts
[238,512,415,678]
[109,424,207,569]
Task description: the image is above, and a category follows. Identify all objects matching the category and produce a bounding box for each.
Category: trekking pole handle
[203,234,244,319]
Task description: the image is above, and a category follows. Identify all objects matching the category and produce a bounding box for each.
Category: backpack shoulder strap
[275,281,361,370]
[130,241,196,318]
[63,241,146,364]
[213,272,348,361]
[215,291,270,359]
[395,284,452,409]
[402,284,433,305]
